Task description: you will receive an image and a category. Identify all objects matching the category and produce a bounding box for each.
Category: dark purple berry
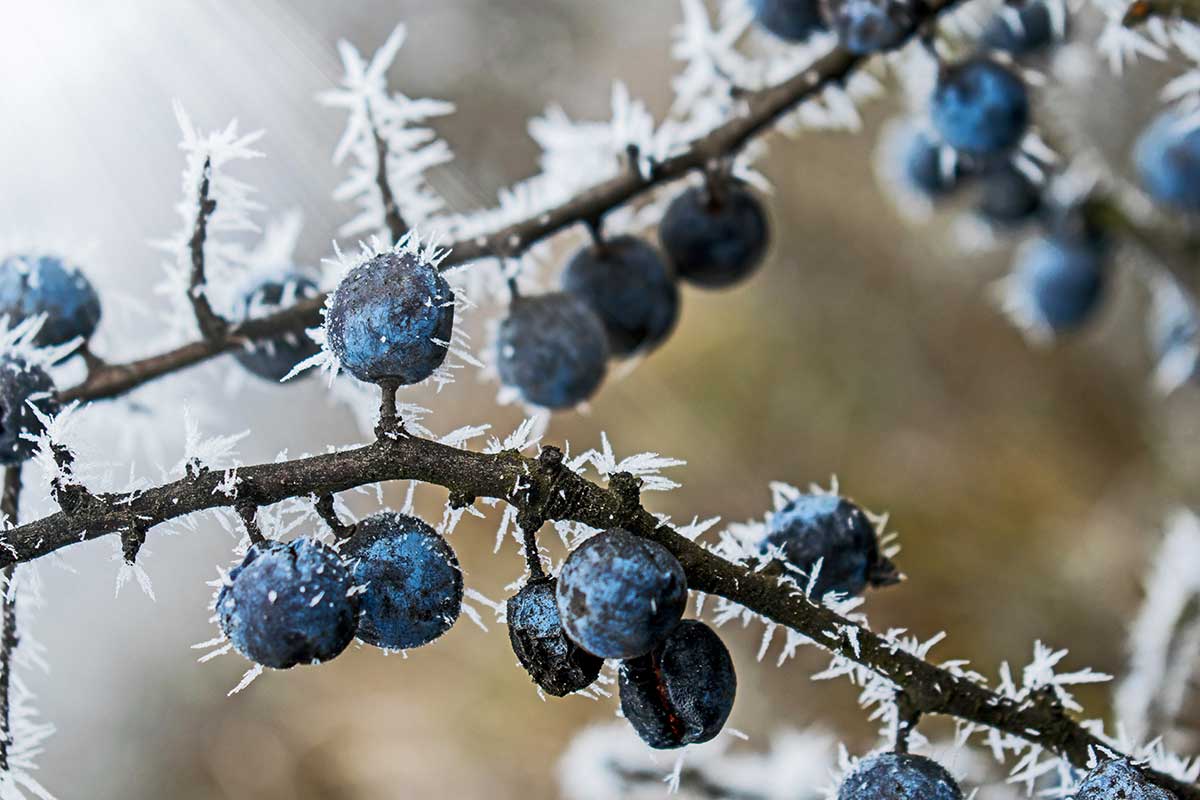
[325,250,454,386]
[976,164,1042,226]
[233,272,323,382]
[900,127,969,198]
[749,0,827,41]
[561,236,680,357]
[931,59,1029,156]
[0,255,101,348]
[982,0,1059,56]
[0,355,58,466]
[1076,759,1175,800]
[1134,110,1200,213]
[507,578,604,696]
[761,493,898,597]
[618,620,736,749]
[1012,234,1106,332]
[838,753,963,800]
[821,0,915,54]
[496,292,609,409]
[659,183,770,290]
[216,538,360,669]
[556,528,687,659]
[342,512,463,651]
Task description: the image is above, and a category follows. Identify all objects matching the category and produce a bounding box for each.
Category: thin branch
[0,465,22,774]
[367,103,408,244]
[0,437,1193,797]
[56,0,964,407]
[187,157,228,341]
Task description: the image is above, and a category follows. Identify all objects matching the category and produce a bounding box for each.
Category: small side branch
[367,105,407,244]
[188,157,228,341]
[0,465,23,773]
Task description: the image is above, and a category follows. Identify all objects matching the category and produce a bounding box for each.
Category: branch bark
[0,466,22,774]
[187,157,228,341]
[0,436,1194,797]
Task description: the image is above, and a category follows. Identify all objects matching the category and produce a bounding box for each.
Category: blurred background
[1,0,1197,797]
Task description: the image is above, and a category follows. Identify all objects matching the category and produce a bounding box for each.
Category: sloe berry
[749,0,827,41]
[0,254,101,348]
[1134,110,1200,213]
[0,355,59,466]
[1076,759,1175,800]
[233,272,323,382]
[496,292,609,409]
[931,59,1029,156]
[837,753,963,800]
[507,577,604,696]
[659,183,770,290]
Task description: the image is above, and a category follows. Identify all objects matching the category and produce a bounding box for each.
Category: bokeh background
[1,0,1197,797]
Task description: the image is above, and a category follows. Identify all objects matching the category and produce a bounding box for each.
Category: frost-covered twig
[0,467,21,775]
[186,157,226,340]
[0,436,1195,797]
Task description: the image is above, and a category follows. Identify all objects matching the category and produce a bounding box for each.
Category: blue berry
[0,255,101,348]
[342,512,462,651]
[556,529,687,659]
[496,292,609,409]
[216,538,360,669]
[234,273,323,382]
[618,620,736,749]
[1076,759,1175,800]
[659,184,770,289]
[0,356,59,466]
[1012,234,1106,332]
[838,753,963,800]
[750,0,827,40]
[901,127,969,198]
[562,236,680,357]
[325,251,454,386]
[761,493,899,597]
[822,0,914,54]
[982,1,1058,56]
[507,578,604,696]
[1134,110,1200,213]
[977,164,1042,226]
[931,59,1029,156]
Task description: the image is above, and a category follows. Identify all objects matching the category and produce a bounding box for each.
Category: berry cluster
[216,511,463,667]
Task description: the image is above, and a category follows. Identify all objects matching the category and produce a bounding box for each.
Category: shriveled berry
[618,620,736,749]
[931,59,1029,156]
[761,493,898,597]
[0,254,101,348]
[216,538,360,669]
[561,236,679,357]
[496,292,609,409]
[1076,759,1175,800]
[1134,110,1200,213]
[838,753,963,800]
[0,356,59,466]
[982,0,1059,56]
[977,164,1042,226]
[507,578,604,696]
[659,184,770,290]
[325,250,454,385]
[233,273,322,382]
[821,0,915,54]
[556,529,687,659]
[749,0,827,41]
[1012,234,1106,332]
[342,512,463,650]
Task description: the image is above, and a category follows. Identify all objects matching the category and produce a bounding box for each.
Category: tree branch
[187,157,228,341]
[57,0,961,407]
[0,437,1193,797]
[0,466,22,774]
[367,103,408,244]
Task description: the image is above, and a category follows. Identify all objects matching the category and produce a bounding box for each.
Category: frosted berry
[931,59,1029,156]
[1076,759,1175,800]
[233,273,322,382]
[659,183,770,289]
[507,578,604,696]
[749,0,827,41]
[1134,110,1200,213]
[496,292,609,409]
[982,0,1058,56]
[325,250,454,385]
[900,127,969,198]
[1012,234,1106,332]
[976,164,1042,226]
[342,512,462,650]
[822,0,914,54]
[0,356,59,466]
[761,493,899,597]
[0,254,101,348]
[838,753,963,800]
[618,620,737,749]
[556,529,687,659]
[216,538,360,669]
[561,236,680,357]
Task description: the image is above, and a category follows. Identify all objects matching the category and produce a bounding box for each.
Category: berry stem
[519,519,546,581]
[376,381,401,439]
[236,502,265,545]
[0,465,22,775]
[314,494,354,540]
